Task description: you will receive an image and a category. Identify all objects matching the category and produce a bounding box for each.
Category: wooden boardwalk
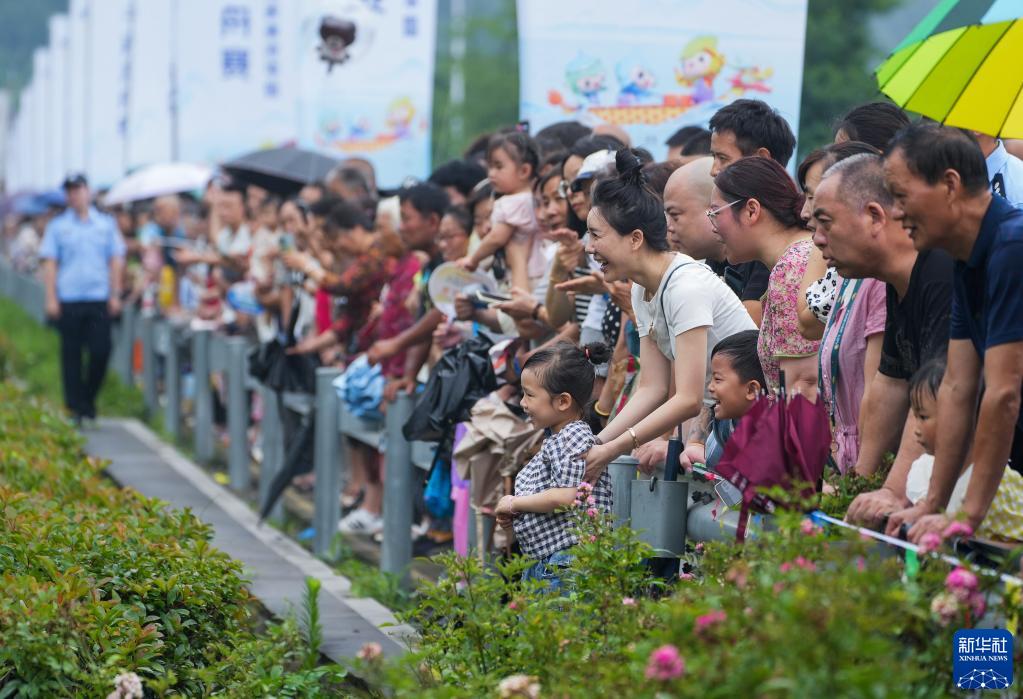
[85,418,412,661]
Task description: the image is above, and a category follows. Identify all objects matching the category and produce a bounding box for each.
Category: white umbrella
[103,163,213,205]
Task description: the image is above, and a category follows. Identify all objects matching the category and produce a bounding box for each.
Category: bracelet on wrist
[531,302,543,320]
[627,427,640,451]
[593,403,611,418]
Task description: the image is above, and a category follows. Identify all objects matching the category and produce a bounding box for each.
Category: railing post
[226,337,250,491]
[382,393,414,585]
[191,328,214,463]
[313,367,341,558]
[163,322,182,440]
[141,313,158,418]
[260,384,284,522]
[609,455,639,529]
[114,301,137,386]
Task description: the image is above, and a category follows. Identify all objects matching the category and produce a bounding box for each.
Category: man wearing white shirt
[973,131,1023,208]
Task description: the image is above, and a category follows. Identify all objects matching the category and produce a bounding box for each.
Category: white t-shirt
[216,224,252,257]
[632,253,756,390]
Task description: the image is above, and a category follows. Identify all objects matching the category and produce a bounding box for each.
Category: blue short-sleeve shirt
[39,207,126,302]
[950,194,1023,470]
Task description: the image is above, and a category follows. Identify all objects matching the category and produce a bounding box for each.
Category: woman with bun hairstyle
[582,150,756,481]
[710,156,826,396]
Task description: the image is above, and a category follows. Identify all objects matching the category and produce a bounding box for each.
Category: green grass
[3,295,413,617]
[0,298,145,418]
[334,543,413,613]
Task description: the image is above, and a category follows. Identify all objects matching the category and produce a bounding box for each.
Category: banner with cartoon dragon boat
[518,0,808,157]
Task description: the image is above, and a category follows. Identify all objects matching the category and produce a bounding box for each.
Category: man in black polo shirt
[885,124,1023,542]
[810,154,954,527]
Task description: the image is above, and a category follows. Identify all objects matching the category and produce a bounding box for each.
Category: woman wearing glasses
[582,149,755,480]
[710,156,826,397]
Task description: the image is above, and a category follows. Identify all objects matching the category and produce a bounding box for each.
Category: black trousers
[57,301,112,418]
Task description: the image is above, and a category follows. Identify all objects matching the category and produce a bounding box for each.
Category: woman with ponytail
[582,150,756,481]
[711,156,826,395]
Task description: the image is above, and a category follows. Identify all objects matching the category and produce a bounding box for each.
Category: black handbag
[247,294,319,395]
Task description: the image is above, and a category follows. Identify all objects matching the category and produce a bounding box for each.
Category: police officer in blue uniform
[40,174,126,425]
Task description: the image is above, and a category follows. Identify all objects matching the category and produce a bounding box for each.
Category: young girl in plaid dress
[495,342,614,590]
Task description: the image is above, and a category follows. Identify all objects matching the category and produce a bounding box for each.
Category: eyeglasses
[706,199,743,222]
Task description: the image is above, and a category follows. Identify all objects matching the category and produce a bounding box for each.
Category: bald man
[140,195,185,269]
[662,156,768,325]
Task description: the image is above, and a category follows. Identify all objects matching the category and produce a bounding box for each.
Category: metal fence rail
[0,261,731,585]
[0,261,440,582]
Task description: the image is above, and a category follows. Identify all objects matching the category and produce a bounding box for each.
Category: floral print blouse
[757,239,821,392]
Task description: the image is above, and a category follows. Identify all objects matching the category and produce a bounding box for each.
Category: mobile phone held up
[474,289,512,307]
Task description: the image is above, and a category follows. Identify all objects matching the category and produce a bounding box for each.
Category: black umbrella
[222,146,340,194]
[260,410,315,521]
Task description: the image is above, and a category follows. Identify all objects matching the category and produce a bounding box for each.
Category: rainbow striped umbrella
[876,0,1023,137]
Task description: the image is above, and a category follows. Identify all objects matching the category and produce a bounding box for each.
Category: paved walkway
[85,418,412,660]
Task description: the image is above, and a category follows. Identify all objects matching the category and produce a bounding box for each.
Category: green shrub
[0,299,144,418]
[0,384,347,696]
[369,488,1022,698]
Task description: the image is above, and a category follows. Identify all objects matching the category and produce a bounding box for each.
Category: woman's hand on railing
[635,438,668,476]
[383,377,415,403]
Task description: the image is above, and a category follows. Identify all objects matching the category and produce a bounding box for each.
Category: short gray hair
[821,153,893,212]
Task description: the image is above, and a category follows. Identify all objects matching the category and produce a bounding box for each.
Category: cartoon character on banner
[317,16,357,71]
[673,35,724,107]
[548,54,607,113]
[386,97,416,140]
[727,65,774,98]
[317,97,417,153]
[615,58,657,106]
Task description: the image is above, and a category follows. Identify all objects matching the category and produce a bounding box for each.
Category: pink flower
[694,542,704,553]
[586,495,596,506]
[497,674,541,699]
[645,644,685,681]
[577,481,593,493]
[694,610,727,633]
[943,521,974,540]
[679,572,695,581]
[772,582,785,595]
[969,592,987,618]
[855,556,866,573]
[945,567,979,601]
[800,519,823,536]
[586,507,598,518]
[930,592,960,626]
[918,532,942,555]
[508,601,519,611]
[743,606,753,616]
[782,556,816,572]
[573,498,583,507]
[356,642,383,662]
[622,597,637,607]
[794,556,817,572]
[588,535,597,543]
[106,672,143,699]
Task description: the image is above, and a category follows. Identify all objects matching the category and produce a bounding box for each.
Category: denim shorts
[521,550,574,594]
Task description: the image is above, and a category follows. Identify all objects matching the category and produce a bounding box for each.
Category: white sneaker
[338,508,384,535]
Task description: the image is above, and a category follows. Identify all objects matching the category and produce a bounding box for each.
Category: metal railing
[0,261,443,584]
[0,260,734,583]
